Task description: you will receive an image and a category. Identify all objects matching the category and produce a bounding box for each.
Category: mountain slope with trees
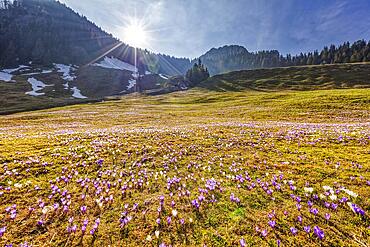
[1,0,369,78]
[196,41,370,75]
[0,0,190,75]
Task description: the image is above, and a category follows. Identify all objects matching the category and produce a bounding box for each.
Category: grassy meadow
[0,88,369,246]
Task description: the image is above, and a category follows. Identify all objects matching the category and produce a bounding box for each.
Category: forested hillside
[197,41,370,75]
[0,0,190,75]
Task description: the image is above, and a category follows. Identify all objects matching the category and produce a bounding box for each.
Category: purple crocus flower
[268,212,275,219]
[191,199,200,209]
[313,226,324,240]
[310,208,319,216]
[325,213,331,220]
[71,225,77,233]
[167,216,172,225]
[81,219,88,233]
[268,220,276,228]
[297,215,302,223]
[261,229,268,237]
[351,204,365,216]
[290,227,298,235]
[159,195,165,204]
[304,226,311,233]
[0,226,6,237]
[340,197,348,203]
[20,242,31,247]
[240,238,246,247]
[277,239,281,247]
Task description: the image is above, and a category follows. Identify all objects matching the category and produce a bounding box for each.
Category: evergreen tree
[186,59,210,84]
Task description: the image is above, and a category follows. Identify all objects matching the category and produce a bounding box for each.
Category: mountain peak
[205,45,249,56]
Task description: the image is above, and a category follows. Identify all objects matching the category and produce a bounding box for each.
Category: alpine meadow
[0,1,369,246]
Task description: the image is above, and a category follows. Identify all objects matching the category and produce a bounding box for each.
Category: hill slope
[0,0,195,112]
[195,41,370,76]
[0,0,190,75]
[198,63,370,91]
[2,62,369,115]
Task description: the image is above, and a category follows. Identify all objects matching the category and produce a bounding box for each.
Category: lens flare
[122,19,150,48]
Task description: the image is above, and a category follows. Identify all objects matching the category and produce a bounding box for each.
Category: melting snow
[54,63,76,82]
[22,70,53,76]
[54,64,77,90]
[127,79,136,90]
[71,86,87,99]
[25,77,53,96]
[0,72,13,82]
[0,65,29,82]
[93,57,137,73]
[2,65,29,74]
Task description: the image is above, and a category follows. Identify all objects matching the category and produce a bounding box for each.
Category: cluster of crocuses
[244,178,369,245]
[0,122,368,247]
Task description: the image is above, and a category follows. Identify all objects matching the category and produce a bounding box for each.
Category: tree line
[198,41,370,75]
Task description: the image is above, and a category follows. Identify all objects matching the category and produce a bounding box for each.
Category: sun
[122,19,149,48]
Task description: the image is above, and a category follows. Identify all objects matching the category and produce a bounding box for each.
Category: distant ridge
[194,41,370,75]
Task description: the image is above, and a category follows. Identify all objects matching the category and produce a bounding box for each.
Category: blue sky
[60,0,370,58]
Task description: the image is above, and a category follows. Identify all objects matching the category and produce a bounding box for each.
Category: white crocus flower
[172,209,178,217]
[341,188,358,198]
[329,194,337,201]
[322,185,333,191]
[304,187,314,193]
[347,202,356,213]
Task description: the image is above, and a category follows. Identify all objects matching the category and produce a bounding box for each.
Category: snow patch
[54,64,77,82]
[0,72,13,82]
[145,71,152,75]
[2,65,29,74]
[93,57,137,73]
[127,79,136,90]
[0,65,29,82]
[71,86,87,99]
[22,70,53,76]
[25,78,53,96]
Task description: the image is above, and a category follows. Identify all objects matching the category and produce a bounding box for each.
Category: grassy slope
[0,88,369,246]
[0,71,93,115]
[199,63,370,91]
[1,63,370,115]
